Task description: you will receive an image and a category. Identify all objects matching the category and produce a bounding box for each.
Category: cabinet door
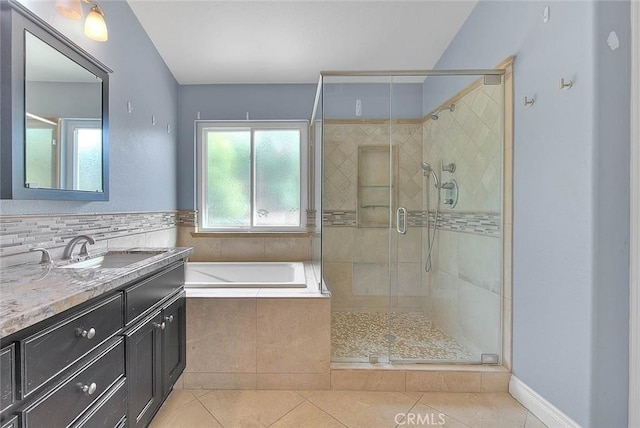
[161,292,186,398]
[0,344,15,414]
[0,415,17,428]
[125,311,162,428]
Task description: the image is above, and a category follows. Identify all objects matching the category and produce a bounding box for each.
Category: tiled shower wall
[323,122,427,312]
[0,211,179,268]
[422,81,504,357]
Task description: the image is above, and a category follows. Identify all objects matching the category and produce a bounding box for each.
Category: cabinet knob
[76,327,96,339]
[81,382,97,395]
[154,322,166,330]
[164,315,174,323]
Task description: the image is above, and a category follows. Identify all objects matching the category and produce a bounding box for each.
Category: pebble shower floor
[331,311,474,362]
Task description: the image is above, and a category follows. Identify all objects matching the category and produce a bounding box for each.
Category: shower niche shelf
[357,146,398,227]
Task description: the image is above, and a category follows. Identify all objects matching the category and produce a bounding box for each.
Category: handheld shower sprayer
[421,162,440,189]
[421,160,441,272]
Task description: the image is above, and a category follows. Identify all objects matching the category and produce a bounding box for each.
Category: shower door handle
[396,207,407,234]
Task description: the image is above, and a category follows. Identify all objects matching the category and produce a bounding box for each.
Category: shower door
[323,71,505,364]
[388,73,504,363]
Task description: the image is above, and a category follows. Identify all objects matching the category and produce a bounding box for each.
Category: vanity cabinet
[126,290,186,428]
[161,293,186,398]
[0,415,17,428]
[0,260,187,428]
[0,345,16,415]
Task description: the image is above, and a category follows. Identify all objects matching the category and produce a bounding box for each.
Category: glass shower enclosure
[319,70,506,364]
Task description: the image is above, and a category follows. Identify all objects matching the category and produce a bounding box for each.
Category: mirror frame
[0,0,111,201]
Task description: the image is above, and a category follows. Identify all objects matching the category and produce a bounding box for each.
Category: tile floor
[149,389,548,428]
[332,312,473,362]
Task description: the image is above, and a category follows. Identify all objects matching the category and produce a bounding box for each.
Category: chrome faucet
[30,248,53,264]
[62,235,96,260]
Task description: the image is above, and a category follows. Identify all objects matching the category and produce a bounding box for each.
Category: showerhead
[430,104,455,121]
[421,161,440,188]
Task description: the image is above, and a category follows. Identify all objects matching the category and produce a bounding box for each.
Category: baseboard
[509,376,581,428]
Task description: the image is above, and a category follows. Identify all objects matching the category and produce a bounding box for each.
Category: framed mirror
[1,0,111,201]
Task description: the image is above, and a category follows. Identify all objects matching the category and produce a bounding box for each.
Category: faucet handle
[30,248,53,264]
[79,242,93,257]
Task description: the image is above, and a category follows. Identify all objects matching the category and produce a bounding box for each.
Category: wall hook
[559,78,573,90]
[523,96,535,106]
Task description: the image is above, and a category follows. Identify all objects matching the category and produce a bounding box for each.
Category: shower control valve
[442,162,456,173]
[443,199,455,205]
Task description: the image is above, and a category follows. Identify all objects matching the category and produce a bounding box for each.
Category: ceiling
[127,1,478,85]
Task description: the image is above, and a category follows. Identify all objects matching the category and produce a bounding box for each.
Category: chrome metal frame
[320,69,505,77]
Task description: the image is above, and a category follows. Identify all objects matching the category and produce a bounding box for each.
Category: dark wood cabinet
[20,338,125,428]
[161,292,186,398]
[0,259,187,428]
[0,415,17,428]
[125,311,163,428]
[126,290,187,427]
[0,345,15,415]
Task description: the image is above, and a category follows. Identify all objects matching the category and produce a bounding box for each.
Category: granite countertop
[0,247,193,339]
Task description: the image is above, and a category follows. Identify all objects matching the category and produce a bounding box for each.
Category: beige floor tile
[308,390,417,428]
[197,390,305,427]
[400,391,424,401]
[397,402,470,428]
[149,399,222,428]
[156,389,197,415]
[190,389,214,398]
[419,392,528,427]
[295,389,319,399]
[524,412,548,428]
[271,401,346,428]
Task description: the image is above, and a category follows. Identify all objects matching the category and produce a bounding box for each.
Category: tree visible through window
[197,122,307,231]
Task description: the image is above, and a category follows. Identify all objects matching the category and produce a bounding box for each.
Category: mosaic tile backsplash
[0,211,180,259]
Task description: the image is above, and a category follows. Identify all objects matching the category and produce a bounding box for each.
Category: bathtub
[185,262,307,288]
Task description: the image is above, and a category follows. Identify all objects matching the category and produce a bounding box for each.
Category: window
[196,121,308,232]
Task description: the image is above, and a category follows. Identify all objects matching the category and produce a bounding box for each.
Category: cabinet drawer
[0,415,18,428]
[71,378,126,428]
[21,293,123,397]
[0,344,16,414]
[21,338,125,428]
[125,263,184,325]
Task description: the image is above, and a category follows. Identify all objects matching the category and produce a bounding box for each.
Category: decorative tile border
[322,211,357,227]
[178,210,198,227]
[324,210,501,236]
[0,211,178,256]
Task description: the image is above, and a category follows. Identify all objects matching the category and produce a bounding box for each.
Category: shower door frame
[319,66,511,367]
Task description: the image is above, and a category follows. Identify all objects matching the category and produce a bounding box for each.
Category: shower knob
[442,162,456,173]
[443,199,455,205]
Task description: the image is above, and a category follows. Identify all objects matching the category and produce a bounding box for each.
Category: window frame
[196,120,308,233]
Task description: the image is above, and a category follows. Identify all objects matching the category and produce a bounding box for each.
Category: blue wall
[323,82,423,119]
[0,0,179,214]
[592,2,630,426]
[176,84,316,209]
[428,1,630,426]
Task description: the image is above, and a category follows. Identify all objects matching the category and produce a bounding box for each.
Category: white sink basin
[59,251,165,269]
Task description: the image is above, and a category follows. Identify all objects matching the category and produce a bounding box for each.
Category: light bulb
[84,5,108,42]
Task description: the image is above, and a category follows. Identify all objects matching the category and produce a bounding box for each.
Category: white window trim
[195,120,309,233]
